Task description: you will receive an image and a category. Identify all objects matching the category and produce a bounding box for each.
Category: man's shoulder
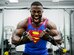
[17,18,29,29]
[42,17,57,29]
[19,18,28,24]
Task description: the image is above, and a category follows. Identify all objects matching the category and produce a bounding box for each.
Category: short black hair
[31,1,43,7]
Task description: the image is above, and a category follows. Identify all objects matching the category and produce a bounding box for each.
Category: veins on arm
[46,20,62,44]
[12,19,28,45]
[46,20,59,36]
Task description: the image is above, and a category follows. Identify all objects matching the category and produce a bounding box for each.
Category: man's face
[30,5,43,24]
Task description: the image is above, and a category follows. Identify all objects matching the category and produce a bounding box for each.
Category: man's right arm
[11,19,31,46]
[12,29,31,46]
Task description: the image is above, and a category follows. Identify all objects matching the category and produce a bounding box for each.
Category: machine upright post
[1,8,4,55]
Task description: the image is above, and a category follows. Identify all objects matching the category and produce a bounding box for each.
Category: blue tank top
[24,17,48,55]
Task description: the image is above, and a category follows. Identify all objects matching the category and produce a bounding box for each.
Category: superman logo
[29,30,42,43]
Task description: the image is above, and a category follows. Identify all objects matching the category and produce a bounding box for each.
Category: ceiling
[0,0,74,8]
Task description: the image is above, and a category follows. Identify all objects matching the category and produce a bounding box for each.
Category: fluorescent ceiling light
[9,0,18,3]
[52,0,60,2]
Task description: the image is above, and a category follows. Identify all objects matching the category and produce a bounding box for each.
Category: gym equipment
[4,39,11,55]
[3,26,15,55]
[55,46,68,55]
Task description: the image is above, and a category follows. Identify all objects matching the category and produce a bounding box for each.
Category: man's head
[30,1,43,24]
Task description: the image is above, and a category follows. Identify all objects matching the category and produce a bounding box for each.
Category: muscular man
[11,1,62,55]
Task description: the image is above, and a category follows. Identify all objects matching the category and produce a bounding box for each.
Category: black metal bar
[1,9,4,55]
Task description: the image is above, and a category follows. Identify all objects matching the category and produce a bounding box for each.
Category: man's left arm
[41,20,62,45]
[48,29,62,45]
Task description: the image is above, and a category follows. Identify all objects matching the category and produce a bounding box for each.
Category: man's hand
[12,36,21,45]
[23,32,33,41]
[26,32,33,41]
[39,29,48,38]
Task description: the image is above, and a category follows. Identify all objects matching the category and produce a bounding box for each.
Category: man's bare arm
[40,19,62,45]
[47,20,62,44]
[11,19,31,46]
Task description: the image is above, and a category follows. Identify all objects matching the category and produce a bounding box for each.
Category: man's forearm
[41,33,57,45]
[41,33,62,45]
[12,35,31,46]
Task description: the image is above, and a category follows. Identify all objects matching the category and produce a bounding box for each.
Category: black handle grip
[45,28,50,32]
[23,32,27,36]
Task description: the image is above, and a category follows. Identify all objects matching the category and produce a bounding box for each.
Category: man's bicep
[15,20,27,36]
[46,20,59,36]
[14,28,25,37]
[11,29,24,45]
[46,20,57,29]
[13,19,27,37]
[17,19,28,29]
